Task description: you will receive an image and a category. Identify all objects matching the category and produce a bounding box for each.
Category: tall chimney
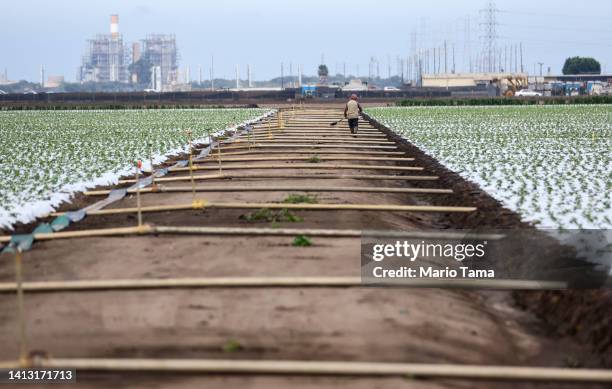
[110,14,119,37]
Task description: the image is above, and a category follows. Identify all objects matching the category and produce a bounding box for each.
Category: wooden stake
[196,150,407,157]
[188,130,196,201]
[210,144,398,151]
[170,163,424,173]
[85,185,452,196]
[116,174,438,185]
[135,161,143,227]
[0,277,565,293]
[200,156,414,163]
[221,139,396,145]
[148,142,155,187]
[15,251,27,365]
[51,202,477,217]
[21,358,610,382]
[0,225,505,244]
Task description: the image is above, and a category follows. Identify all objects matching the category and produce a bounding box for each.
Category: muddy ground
[0,109,609,388]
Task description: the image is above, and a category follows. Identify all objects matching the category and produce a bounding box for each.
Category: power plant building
[78,15,179,89]
[141,34,179,90]
[78,15,129,83]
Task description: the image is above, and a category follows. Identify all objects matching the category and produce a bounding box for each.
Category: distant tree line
[562,57,601,75]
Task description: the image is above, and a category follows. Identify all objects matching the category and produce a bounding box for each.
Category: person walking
[344,94,363,136]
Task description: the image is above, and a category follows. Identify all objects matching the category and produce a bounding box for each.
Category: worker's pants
[348,118,359,134]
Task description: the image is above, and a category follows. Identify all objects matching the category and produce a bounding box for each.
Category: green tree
[562,57,601,75]
[318,64,329,78]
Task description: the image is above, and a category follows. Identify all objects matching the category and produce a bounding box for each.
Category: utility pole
[235,64,239,89]
[537,62,544,91]
[504,46,507,72]
[281,62,284,89]
[444,40,448,74]
[198,65,202,85]
[247,64,252,88]
[520,43,524,73]
[210,55,214,91]
[452,44,456,74]
[433,48,437,74]
[515,45,518,74]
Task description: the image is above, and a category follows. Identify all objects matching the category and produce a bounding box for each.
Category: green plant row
[396,96,612,107]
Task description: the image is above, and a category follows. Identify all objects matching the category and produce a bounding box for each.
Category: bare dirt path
[0,108,607,388]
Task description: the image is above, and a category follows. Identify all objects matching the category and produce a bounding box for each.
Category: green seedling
[222,339,243,353]
[292,235,312,247]
[240,208,303,223]
[307,155,321,163]
[239,208,273,222]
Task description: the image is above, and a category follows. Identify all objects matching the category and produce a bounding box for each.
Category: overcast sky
[1,0,611,82]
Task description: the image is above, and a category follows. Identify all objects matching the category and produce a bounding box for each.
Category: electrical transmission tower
[480,1,498,73]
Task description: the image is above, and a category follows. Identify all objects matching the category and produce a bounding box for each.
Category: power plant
[78,15,178,91]
[141,34,179,89]
[78,15,129,83]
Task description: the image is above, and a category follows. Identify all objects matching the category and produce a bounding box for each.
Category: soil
[0,108,609,388]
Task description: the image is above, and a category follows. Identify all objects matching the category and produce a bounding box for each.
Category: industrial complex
[77,15,179,91]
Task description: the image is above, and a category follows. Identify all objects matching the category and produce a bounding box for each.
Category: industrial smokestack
[110,14,119,37]
[235,64,239,89]
[247,64,252,88]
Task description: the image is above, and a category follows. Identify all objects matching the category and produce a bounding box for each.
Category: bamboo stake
[0,225,153,244]
[260,129,375,132]
[51,202,477,217]
[148,142,155,187]
[248,132,383,137]
[239,135,389,142]
[155,227,504,240]
[0,277,566,293]
[170,164,424,173]
[85,186,452,196]
[200,156,414,163]
[195,150,407,157]
[267,117,273,139]
[220,139,396,145]
[186,130,196,201]
[10,358,605,382]
[117,174,438,185]
[0,225,507,244]
[154,226,362,237]
[15,251,28,365]
[210,144,398,151]
[135,161,143,227]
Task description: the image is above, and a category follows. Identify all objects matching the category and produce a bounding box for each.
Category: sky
[1,0,611,82]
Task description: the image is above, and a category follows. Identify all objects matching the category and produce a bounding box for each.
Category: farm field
[368,105,612,229]
[0,108,269,229]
